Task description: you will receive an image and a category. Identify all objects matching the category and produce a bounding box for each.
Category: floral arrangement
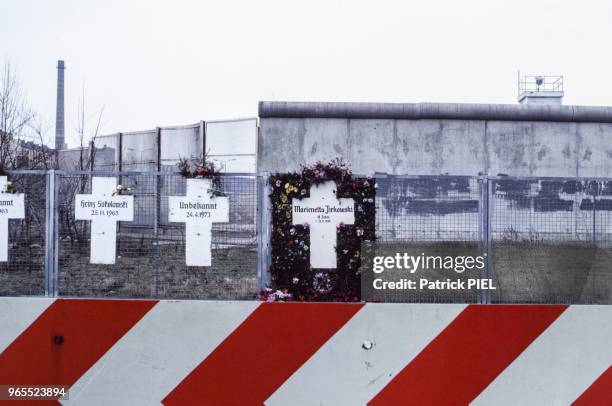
[2,180,19,193]
[177,154,224,195]
[259,288,293,302]
[267,158,375,302]
[2,180,17,194]
[111,184,133,196]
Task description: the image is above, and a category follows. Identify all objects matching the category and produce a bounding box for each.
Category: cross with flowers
[168,178,229,266]
[292,180,355,268]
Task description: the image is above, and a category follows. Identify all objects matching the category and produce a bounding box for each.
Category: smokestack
[55,60,66,150]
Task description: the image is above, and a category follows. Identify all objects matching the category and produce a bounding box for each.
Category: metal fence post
[592,180,597,246]
[592,180,598,299]
[478,176,492,304]
[486,178,493,304]
[257,174,272,290]
[53,171,60,297]
[154,128,162,297]
[44,169,57,297]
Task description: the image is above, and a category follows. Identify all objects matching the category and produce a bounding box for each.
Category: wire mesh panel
[156,174,258,299]
[491,178,611,304]
[5,170,611,304]
[593,180,612,302]
[373,175,481,303]
[0,172,47,296]
[56,172,258,299]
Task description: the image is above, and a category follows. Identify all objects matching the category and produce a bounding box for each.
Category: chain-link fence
[373,175,482,303]
[491,177,612,304]
[373,174,612,304]
[1,171,610,304]
[1,170,257,300]
[0,171,48,297]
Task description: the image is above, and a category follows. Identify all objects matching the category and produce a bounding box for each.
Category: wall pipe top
[259,101,612,123]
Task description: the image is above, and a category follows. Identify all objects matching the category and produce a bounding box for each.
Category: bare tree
[74,84,104,171]
[0,61,35,171]
[0,61,54,256]
[60,85,105,242]
[24,114,54,169]
[10,115,54,244]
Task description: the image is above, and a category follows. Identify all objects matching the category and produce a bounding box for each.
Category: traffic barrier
[0,298,610,405]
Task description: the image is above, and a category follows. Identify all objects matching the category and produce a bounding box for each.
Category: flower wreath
[266,158,375,302]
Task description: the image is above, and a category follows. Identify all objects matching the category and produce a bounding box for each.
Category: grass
[491,241,612,303]
[0,244,45,297]
[1,238,610,304]
[0,239,257,300]
[362,241,612,304]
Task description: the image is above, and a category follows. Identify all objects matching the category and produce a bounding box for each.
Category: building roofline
[258,101,612,123]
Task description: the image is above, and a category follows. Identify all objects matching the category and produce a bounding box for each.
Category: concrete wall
[122,129,158,171]
[258,102,612,177]
[258,102,612,250]
[58,146,116,170]
[160,123,203,170]
[94,118,257,174]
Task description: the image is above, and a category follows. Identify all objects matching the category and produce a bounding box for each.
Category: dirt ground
[0,240,257,300]
[491,242,612,303]
[0,244,45,297]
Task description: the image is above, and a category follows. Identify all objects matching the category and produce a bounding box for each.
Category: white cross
[168,178,229,266]
[75,177,134,264]
[292,181,355,268]
[0,176,24,262]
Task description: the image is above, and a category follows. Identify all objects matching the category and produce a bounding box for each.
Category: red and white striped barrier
[0,298,610,405]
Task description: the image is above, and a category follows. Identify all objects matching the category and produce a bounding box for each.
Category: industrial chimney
[55,60,66,150]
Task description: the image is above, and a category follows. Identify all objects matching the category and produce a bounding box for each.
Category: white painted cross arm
[75,177,134,264]
[292,180,355,269]
[169,178,229,266]
[0,176,25,262]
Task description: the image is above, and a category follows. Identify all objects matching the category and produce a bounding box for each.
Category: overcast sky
[2,0,612,146]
